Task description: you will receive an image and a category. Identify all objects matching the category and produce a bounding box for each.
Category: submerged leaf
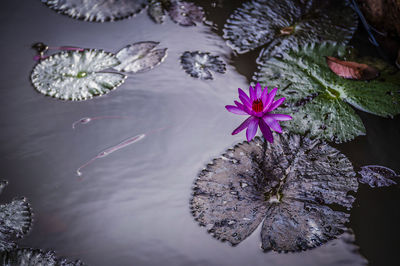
[41,0,147,22]
[253,42,400,143]
[0,248,85,266]
[358,165,399,188]
[180,51,226,80]
[222,0,357,62]
[31,50,126,101]
[114,41,167,73]
[0,181,33,252]
[191,134,358,252]
[326,56,379,80]
[169,1,204,26]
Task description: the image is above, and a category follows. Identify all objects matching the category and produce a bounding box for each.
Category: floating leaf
[191,134,358,252]
[31,50,126,101]
[326,56,379,80]
[0,181,33,252]
[0,248,85,266]
[253,42,400,143]
[169,1,204,26]
[148,0,166,24]
[358,165,399,188]
[222,0,357,62]
[180,51,226,80]
[41,0,147,22]
[114,42,167,73]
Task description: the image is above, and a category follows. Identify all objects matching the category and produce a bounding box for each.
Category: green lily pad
[31,50,126,101]
[222,0,357,62]
[1,248,85,265]
[191,134,358,252]
[253,42,400,143]
[41,0,147,22]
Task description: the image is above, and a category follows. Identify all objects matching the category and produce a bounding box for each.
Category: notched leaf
[326,56,379,80]
[114,41,167,73]
[191,134,358,252]
[180,51,226,80]
[358,165,399,188]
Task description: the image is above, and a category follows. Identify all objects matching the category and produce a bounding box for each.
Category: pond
[0,0,399,265]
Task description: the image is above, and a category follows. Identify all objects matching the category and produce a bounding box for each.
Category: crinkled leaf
[326,56,379,80]
[191,134,358,252]
[253,42,400,143]
[358,165,399,188]
[169,1,204,26]
[148,0,166,24]
[0,182,33,252]
[0,248,85,266]
[114,42,167,73]
[180,51,226,80]
[222,0,357,62]
[41,0,147,22]
[31,50,126,101]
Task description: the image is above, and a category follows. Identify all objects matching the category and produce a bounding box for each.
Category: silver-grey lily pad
[0,181,33,252]
[358,165,399,188]
[169,1,204,26]
[148,0,166,24]
[180,51,226,80]
[191,134,358,252]
[222,0,357,62]
[31,49,126,101]
[41,0,147,22]
[0,248,85,266]
[114,41,167,73]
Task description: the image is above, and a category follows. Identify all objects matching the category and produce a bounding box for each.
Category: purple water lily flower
[225,83,292,143]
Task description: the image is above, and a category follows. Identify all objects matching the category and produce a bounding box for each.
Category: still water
[0,1,399,265]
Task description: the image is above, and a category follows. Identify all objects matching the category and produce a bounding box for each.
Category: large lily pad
[222,0,357,62]
[41,0,147,22]
[358,165,399,188]
[253,42,400,143]
[114,42,167,73]
[0,248,85,265]
[31,49,126,101]
[191,134,358,252]
[0,181,33,252]
[180,51,226,80]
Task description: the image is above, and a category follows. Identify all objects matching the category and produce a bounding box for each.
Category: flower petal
[235,100,251,114]
[265,113,292,121]
[246,117,259,141]
[232,116,253,135]
[263,116,282,133]
[268,97,285,111]
[255,83,262,99]
[261,85,269,105]
[249,85,256,101]
[225,105,248,115]
[238,88,251,107]
[263,88,277,112]
[259,119,274,143]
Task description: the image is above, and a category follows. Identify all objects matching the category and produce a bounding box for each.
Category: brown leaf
[326,56,379,80]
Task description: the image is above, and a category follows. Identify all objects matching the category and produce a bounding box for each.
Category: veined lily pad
[253,42,400,143]
[180,51,226,80]
[41,0,147,22]
[169,1,204,26]
[0,181,33,252]
[114,42,167,73]
[191,134,358,252]
[31,49,126,101]
[222,0,357,62]
[0,248,85,265]
[358,165,399,188]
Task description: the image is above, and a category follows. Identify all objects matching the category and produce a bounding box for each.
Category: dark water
[0,1,399,265]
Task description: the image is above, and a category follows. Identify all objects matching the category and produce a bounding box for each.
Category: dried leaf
[358,165,398,188]
[326,56,379,80]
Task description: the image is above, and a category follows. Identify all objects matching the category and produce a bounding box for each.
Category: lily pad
[41,0,147,22]
[31,49,126,101]
[222,0,357,62]
[0,248,85,265]
[180,51,226,80]
[191,134,358,252]
[0,181,33,252]
[169,1,204,26]
[253,42,400,143]
[358,165,399,188]
[148,0,166,24]
[114,42,167,73]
